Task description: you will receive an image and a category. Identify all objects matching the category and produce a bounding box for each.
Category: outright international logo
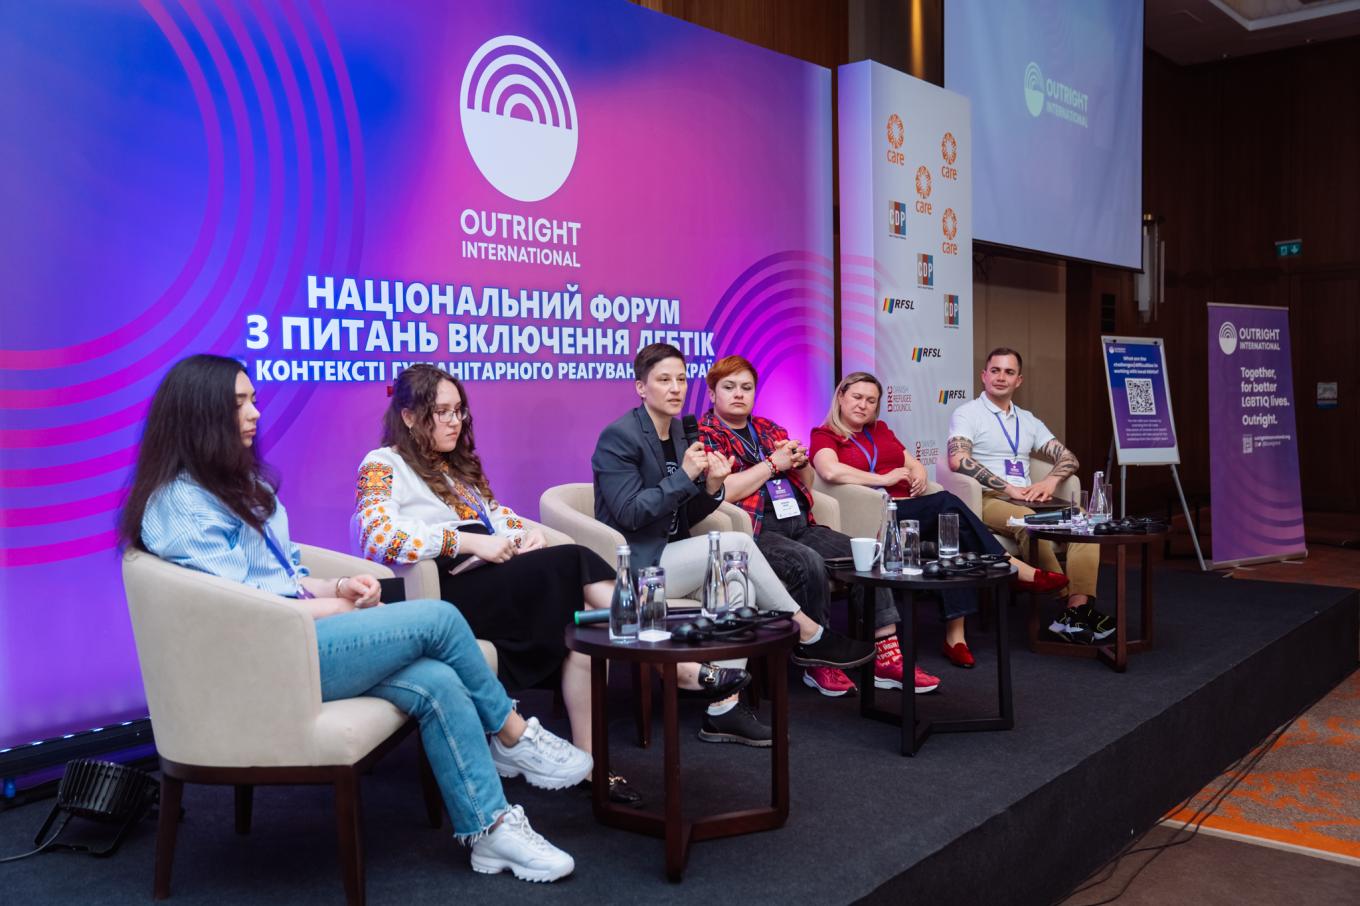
[1218,322,1238,355]
[889,200,907,238]
[944,293,960,328]
[886,113,905,165]
[910,347,942,362]
[938,389,967,404]
[917,253,934,289]
[915,440,940,467]
[882,296,915,313]
[885,385,912,413]
[460,35,578,202]
[1023,60,1089,128]
[940,131,958,181]
[914,166,932,215]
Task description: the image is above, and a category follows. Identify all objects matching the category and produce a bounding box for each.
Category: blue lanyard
[849,429,879,472]
[261,523,312,598]
[992,410,1020,456]
[450,479,495,532]
[734,422,764,463]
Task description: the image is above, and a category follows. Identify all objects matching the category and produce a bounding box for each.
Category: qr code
[1126,379,1156,415]
[1242,435,1253,454]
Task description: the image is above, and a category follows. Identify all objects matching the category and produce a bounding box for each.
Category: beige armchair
[811,475,945,540]
[935,458,1081,556]
[123,544,443,904]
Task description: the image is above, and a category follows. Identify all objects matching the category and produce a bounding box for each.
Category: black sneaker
[678,664,751,701]
[1074,603,1115,641]
[1048,607,1095,644]
[791,630,875,669]
[698,703,772,748]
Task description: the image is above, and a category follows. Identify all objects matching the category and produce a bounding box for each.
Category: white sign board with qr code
[1101,335,1181,466]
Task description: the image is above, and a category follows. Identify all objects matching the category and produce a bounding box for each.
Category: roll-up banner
[1206,304,1307,568]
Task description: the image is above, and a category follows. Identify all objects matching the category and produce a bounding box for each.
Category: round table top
[830,563,1016,591]
[1028,526,1168,544]
[565,619,799,663]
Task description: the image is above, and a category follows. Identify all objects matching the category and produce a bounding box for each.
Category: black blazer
[591,406,723,568]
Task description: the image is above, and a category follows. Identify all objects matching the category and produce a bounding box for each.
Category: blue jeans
[314,600,512,840]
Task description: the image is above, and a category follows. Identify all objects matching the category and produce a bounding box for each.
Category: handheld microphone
[682,413,700,449]
[573,610,610,625]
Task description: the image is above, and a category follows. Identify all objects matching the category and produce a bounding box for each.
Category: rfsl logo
[889,200,907,238]
[460,35,578,202]
[941,208,959,256]
[882,296,915,313]
[1218,322,1237,355]
[914,166,932,215]
[911,347,942,361]
[940,131,958,180]
[886,113,905,166]
[944,293,960,328]
[886,385,912,413]
[917,253,934,288]
[937,388,966,404]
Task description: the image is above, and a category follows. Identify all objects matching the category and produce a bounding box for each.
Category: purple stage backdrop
[0,0,833,746]
[1206,305,1306,567]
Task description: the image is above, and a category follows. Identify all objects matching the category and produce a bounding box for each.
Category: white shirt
[947,394,1055,487]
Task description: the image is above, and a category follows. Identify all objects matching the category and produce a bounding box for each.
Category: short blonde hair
[821,372,883,438]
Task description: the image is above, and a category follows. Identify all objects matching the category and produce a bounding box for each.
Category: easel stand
[1106,438,1206,572]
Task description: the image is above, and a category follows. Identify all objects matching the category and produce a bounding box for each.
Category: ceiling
[1145,0,1360,64]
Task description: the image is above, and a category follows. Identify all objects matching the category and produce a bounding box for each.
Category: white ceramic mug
[850,537,882,572]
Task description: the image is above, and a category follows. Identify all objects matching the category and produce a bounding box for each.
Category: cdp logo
[917,253,934,288]
[886,113,905,165]
[1218,322,1237,355]
[915,166,932,214]
[460,36,578,202]
[941,208,959,256]
[940,131,958,180]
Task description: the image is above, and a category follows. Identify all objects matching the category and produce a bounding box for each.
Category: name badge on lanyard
[262,523,312,598]
[993,411,1026,481]
[767,478,801,519]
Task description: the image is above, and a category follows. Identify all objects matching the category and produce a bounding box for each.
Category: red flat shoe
[941,641,975,668]
[1012,568,1070,594]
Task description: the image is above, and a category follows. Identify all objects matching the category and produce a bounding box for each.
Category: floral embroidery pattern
[440,528,460,557]
[356,461,394,508]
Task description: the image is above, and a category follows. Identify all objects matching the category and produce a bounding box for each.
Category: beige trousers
[980,492,1099,600]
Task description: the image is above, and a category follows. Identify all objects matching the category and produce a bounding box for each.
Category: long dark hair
[118,354,279,550]
[381,364,495,503]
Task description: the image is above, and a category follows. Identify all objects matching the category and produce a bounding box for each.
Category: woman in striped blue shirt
[119,355,589,883]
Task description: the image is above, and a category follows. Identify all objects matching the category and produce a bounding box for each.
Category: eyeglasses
[432,406,468,425]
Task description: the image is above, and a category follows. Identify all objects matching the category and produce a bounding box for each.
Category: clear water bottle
[882,500,904,574]
[701,531,728,619]
[608,544,639,644]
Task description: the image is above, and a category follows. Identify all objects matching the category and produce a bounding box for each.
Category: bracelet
[766,458,780,477]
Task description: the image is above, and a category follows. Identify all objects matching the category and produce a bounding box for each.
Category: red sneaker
[1012,568,1070,594]
[913,666,940,694]
[802,666,857,697]
[873,636,904,690]
[941,640,975,668]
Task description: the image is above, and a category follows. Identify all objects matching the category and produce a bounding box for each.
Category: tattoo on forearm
[1039,439,1079,480]
[947,437,1009,492]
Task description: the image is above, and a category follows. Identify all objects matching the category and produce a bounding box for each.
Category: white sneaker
[489,716,592,790]
[470,805,574,882]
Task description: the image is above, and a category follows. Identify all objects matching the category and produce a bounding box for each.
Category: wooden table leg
[857,586,877,717]
[661,662,687,881]
[1142,542,1155,646]
[633,662,652,749]
[902,592,919,756]
[590,656,610,818]
[996,586,1014,728]
[1113,544,1128,671]
[768,650,789,820]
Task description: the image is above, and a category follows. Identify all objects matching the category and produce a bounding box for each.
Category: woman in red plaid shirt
[698,356,932,697]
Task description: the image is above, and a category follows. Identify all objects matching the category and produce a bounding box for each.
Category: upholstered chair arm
[935,468,985,518]
[539,488,627,564]
[298,543,395,582]
[811,477,889,540]
[810,489,841,533]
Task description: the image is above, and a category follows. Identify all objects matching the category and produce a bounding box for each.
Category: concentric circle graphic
[1218,322,1238,355]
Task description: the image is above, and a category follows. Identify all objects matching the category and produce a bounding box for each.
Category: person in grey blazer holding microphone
[592,343,874,746]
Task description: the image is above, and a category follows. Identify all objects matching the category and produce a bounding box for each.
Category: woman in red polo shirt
[811,372,1067,669]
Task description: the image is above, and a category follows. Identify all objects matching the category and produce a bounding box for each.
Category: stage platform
[2,568,1355,905]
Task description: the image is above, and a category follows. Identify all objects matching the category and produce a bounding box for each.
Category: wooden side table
[1027,527,1168,672]
[831,566,1015,756]
[564,622,798,881]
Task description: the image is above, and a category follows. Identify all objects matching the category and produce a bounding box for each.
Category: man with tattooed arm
[946,348,1111,643]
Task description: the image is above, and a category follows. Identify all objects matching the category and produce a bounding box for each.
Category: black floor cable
[1056,708,1306,906]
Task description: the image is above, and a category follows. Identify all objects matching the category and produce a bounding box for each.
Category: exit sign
[1275,238,1302,258]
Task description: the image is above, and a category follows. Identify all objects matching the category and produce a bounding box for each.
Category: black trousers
[755,513,899,629]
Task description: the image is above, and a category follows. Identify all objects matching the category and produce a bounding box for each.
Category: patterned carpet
[1166,668,1360,860]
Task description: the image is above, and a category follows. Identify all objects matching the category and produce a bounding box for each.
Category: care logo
[911,346,941,361]
[941,207,959,256]
[917,253,934,289]
[914,166,932,215]
[1218,322,1237,355]
[889,200,907,238]
[940,131,958,182]
[886,113,905,166]
[460,35,578,202]
[1024,62,1045,117]
[937,388,966,404]
[885,385,912,413]
[944,293,960,328]
[882,296,914,313]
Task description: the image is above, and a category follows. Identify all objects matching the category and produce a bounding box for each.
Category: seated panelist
[810,372,1069,669]
[592,343,874,748]
[120,354,588,882]
[698,355,918,697]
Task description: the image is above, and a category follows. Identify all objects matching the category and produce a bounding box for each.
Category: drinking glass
[637,566,670,642]
[899,519,922,574]
[938,513,960,559]
[722,551,751,611]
